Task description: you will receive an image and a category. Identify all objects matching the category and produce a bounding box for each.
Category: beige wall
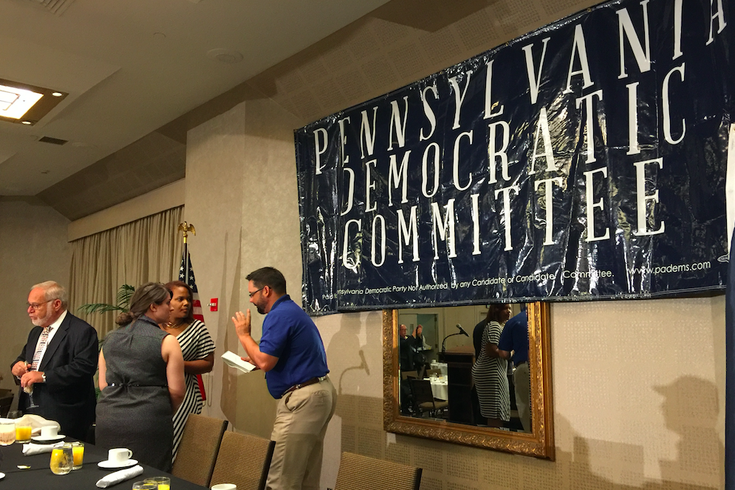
[0,197,70,391]
[183,96,725,488]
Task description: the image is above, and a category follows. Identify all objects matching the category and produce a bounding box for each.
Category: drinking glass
[131,482,158,490]
[145,476,170,490]
[71,441,84,469]
[0,418,15,446]
[24,368,39,410]
[14,419,32,443]
[50,443,73,475]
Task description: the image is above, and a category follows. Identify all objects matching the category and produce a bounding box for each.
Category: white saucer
[0,472,4,480]
[98,458,138,469]
[31,435,65,443]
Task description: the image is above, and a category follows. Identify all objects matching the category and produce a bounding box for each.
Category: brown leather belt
[282,375,327,396]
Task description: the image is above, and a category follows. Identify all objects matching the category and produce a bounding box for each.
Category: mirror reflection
[397,303,531,433]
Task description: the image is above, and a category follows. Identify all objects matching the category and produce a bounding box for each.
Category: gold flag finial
[178,222,196,244]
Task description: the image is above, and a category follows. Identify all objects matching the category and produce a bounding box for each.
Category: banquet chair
[209,430,275,490]
[401,370,418,380]
[425,368,442,378]
[333,452,422,490]
[409,378,448,417]
[171,414,229,487]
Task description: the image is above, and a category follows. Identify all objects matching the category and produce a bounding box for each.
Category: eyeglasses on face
[27,299,53,310]
[248,287,265,298]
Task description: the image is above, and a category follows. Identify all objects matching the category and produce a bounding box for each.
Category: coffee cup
[41,425,59,438]
[108,447,133,463]
[211,484,237,490]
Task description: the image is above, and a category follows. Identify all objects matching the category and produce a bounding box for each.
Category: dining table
[429,375,448,401]
[0,438,208,490]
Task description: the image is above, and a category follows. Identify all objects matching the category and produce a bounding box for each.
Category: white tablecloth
[429,376,448,400]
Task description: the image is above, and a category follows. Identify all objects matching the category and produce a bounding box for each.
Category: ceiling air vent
[39,136,68,146]
[27,0,75,15]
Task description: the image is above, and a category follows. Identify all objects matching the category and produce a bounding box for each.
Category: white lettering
[453,131,473,191]
[584,167,610,242]
[534,177,563,245]
[662,63,686,145]
[388,96,409,151]
[616,0,652,79]
[633,158,665,236]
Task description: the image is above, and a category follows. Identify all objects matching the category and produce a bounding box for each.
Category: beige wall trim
[67,179,185,241]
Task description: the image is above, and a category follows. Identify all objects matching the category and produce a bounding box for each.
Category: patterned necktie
[30,327,50,371]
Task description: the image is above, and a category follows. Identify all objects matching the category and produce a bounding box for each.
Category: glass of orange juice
[145,476,170,490]
[14,420,32,443]
[71,441,84,469]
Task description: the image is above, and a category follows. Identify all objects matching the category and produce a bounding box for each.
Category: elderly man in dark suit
[10,281,98,441]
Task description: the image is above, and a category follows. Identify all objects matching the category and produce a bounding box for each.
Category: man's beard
[31,308,53,327]
[256,304,266,315]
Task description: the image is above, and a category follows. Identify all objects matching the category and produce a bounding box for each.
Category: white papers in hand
[221,351,256,373]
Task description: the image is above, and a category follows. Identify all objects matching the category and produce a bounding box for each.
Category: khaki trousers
[513,362,531,432]
[266,377,337,490]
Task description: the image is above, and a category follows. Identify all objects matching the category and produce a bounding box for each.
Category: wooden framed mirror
[383,302,555,459]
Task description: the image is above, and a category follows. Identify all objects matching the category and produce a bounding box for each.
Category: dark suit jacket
[12,312,98,441]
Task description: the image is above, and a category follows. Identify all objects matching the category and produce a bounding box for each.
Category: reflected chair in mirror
[400,370,418,380]
[210,430,275,490]
[425,369,441,378]
[334,452,422,490]
[171,414,228,487]
[409,378,448,418]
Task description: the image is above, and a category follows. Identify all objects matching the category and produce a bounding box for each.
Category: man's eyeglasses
[249,287,265,298]
[27,300,53,310]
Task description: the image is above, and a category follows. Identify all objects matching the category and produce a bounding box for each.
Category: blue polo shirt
[259,294,329,399]
[498,310,528,364]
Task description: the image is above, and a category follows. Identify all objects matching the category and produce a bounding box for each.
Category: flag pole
[176,221,208,403]
[177,222,196,285]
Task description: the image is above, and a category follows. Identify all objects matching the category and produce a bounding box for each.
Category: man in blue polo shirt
[498,306,530,432]
[232,266,335,490]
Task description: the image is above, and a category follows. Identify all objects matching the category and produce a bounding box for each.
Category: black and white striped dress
[471,320,510,421]
[171,319,215,461]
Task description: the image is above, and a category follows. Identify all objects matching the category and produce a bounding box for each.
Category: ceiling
[0,0,391,197]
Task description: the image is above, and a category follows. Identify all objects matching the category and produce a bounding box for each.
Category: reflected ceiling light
[0,79,68,126]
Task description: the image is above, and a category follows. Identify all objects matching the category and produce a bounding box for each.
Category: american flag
[179,242,206,400]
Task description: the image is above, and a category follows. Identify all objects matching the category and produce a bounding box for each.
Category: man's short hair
[32,281,68,309]
[246,267,287,295]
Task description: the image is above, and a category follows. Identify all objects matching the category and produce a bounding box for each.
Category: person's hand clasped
[232,310,252,338]
[20,370,43,388]
[11,361,30,378]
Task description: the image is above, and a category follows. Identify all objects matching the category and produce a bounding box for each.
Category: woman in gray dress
[96,282,185,471]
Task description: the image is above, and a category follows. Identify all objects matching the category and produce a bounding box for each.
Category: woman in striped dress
[162,280,215,461]
[471,303,512,427]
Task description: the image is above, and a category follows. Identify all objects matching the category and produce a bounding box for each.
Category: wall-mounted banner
[295,0,733,314]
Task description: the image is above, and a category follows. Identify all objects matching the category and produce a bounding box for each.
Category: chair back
[171,414,228,487]
[401,370,418,380]
[210,431,275,490]
[334,452,422,490]
[409,378,435,407]
[425,368,442,377]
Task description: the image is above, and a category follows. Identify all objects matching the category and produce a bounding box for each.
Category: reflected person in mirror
[498,306,530,432]
[471,303,512,427]
[232,267,336,490]
[10,281,98,441]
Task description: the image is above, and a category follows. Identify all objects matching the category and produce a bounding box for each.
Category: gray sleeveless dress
[96,315,173,471]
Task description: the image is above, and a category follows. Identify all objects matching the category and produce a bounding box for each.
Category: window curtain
[69,206,184,338]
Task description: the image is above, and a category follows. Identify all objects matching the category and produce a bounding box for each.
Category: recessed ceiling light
[0,78,68,126]
[207,48,244,64]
